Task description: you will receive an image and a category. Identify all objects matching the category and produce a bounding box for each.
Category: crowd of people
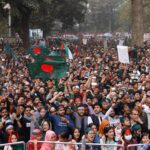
[0,38,150,150]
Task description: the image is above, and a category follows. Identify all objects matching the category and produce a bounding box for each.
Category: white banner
[82,39,87,45]
[117,45,129,64]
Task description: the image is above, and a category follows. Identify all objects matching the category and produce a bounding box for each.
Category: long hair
[40,130,56,150]
[8,131,19,143]
[72,128,81,142]
[103,126,116,142]
[99,119,109,136]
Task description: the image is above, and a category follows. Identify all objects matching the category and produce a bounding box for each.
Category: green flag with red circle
[27,46,69,80]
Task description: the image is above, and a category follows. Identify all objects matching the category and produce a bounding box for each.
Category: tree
[82,0,124,32]
[0,0,87,48]
[3,0,41,48]
[30,0,55,36]
[53,0,87,31]
[118,0,150,33]
[131,0,144,47]
[117,0,132,32]
[143,0,150,31]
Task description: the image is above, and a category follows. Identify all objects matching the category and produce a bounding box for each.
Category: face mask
[124,135,132,141]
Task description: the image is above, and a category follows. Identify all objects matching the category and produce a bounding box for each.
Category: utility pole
[3,3,11,37]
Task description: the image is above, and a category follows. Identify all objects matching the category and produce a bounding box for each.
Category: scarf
[24,115,32,122]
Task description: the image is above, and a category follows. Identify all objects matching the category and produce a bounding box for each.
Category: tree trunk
[131,0,144,47]
[20,13,30,49]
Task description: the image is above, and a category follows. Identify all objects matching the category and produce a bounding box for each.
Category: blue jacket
[49,114,75,135]
[137,144,149,150]
[94,134,101,143]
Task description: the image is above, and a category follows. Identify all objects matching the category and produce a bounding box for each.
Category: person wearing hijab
[3,119,15,143]
[40,130,56,150]
[4,131,23,150]
[28,129,42,150]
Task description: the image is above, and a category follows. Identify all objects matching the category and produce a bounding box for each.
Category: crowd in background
[0,38,150,150]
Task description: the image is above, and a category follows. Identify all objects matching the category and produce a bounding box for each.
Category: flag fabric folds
[64,44,73,60]
[27,46,69,80]
[59,39,73,60]
[27,60,68,80]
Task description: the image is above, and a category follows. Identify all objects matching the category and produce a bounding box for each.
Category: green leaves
[51,0,87,30]
[12,0,40,10]
[1,0,87,37]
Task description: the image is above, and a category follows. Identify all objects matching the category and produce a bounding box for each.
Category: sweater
[49,114,75,135]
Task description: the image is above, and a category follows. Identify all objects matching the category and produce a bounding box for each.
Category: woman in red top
[28,129,42,150]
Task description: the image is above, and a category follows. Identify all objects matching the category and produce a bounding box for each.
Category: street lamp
[3,3,11,37]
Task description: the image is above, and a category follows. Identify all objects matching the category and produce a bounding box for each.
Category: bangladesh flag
[28,59,68,80]
[28,46,50,61]
[60,41,73,60]
[48,51,64,61]
[64,44,73,60]
[60,42,65,50]
[27,45,69,80]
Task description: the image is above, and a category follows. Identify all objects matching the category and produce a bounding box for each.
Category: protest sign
[117,45,129,64]
[82,39,87,45]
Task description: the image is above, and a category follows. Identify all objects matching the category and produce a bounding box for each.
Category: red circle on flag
[33,47,41,55]
[45,58,53,61]
[41,64,54,73]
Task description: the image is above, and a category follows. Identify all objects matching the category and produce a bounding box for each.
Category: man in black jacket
[91,103,101,129]
[12,106,33,142]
